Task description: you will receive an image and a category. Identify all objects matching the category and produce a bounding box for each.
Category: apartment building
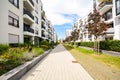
[70,0,120,42]
[0,0,56,45]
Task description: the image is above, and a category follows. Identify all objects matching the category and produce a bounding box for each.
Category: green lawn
[64,44,120,69]
[64,44,120,80]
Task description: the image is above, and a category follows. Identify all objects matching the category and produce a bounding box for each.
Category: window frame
[8,11,19,28]
[9,0,19,8]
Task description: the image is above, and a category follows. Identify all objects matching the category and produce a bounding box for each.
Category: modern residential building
[0,0,56,45]
[68,0,120,42]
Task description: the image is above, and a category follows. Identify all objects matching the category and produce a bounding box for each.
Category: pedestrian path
[20,44,94,80]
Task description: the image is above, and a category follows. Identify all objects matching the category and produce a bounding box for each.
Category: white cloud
[41,0,93,25]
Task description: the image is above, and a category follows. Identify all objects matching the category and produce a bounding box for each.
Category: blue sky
[54,14,79,39]
[41,0,93,39]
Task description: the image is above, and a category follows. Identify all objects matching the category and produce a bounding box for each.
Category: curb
[0,49,52,80]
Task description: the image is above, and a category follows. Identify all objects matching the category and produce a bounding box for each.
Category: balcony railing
[23,9,34,20]
[42,34,45,37]
[104,12,112,21]
[24,24,34,33]
[42,16,46,21]
[35,30,39,35]
[29,0,34,6]
[99,1,112,10]
[42,26,45,29]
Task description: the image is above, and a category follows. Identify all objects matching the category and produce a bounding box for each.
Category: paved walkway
[20,44,94,80]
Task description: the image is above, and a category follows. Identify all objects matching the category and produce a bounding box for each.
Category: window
[9,0,19,8]
[116,0,120,15]
[8,11,19,28]
[36,0,38,4]
[103,9,112,20]
[35,16,38,24]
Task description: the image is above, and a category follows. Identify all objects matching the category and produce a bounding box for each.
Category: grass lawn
[64,44,120,80]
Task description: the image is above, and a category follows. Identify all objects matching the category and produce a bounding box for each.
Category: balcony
[42,16,46,21]
[23,9,34,24]
[23,0,34,11]
[98,1,113,14]
[42,34,45,37]
[35,30,39,35]
[24,24,34,36]
[105,27,114,34]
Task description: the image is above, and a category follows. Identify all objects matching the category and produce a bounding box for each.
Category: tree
[87,9,109,54]
[64,36,72,42]
[71,29,80,45]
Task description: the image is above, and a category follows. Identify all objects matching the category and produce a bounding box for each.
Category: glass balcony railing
[24,24,34,33]
[23,9,34,20]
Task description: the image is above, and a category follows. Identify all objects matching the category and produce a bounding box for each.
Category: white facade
[97,0,120,40]
[0,0,23,44]
[72,0,120,42]
[66,30,72,37]
[0,0,56,45]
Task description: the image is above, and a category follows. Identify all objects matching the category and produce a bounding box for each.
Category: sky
[41,0,93,39]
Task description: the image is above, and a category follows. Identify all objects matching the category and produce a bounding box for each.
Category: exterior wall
[113,0,120,40]
[0,0,23,44]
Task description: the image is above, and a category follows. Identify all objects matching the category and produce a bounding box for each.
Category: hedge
[75,40,120,52]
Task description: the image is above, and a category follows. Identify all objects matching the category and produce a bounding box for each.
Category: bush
[77,42,94,48]
[40,40,50,50]
[0,44,9,55]
[75,40,120,52]
[100,40,120,52]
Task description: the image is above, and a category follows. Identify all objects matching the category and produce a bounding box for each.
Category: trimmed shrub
[75,40,120,52]
[100,40,120,52]
[79,42,94,48]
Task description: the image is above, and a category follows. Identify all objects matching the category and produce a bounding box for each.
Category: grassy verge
[64,44,120,69]
[64,44,120,80]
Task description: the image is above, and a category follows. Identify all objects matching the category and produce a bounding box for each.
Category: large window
[8,11,19,28]
[9,0,19,8]
[116,0,120,15]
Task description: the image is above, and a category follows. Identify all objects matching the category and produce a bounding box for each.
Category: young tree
[71,29,80,45]
[64,36,72,42]
[87,9,109,54]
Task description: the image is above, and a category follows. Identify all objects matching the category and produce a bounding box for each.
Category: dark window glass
[9,0,19,8]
